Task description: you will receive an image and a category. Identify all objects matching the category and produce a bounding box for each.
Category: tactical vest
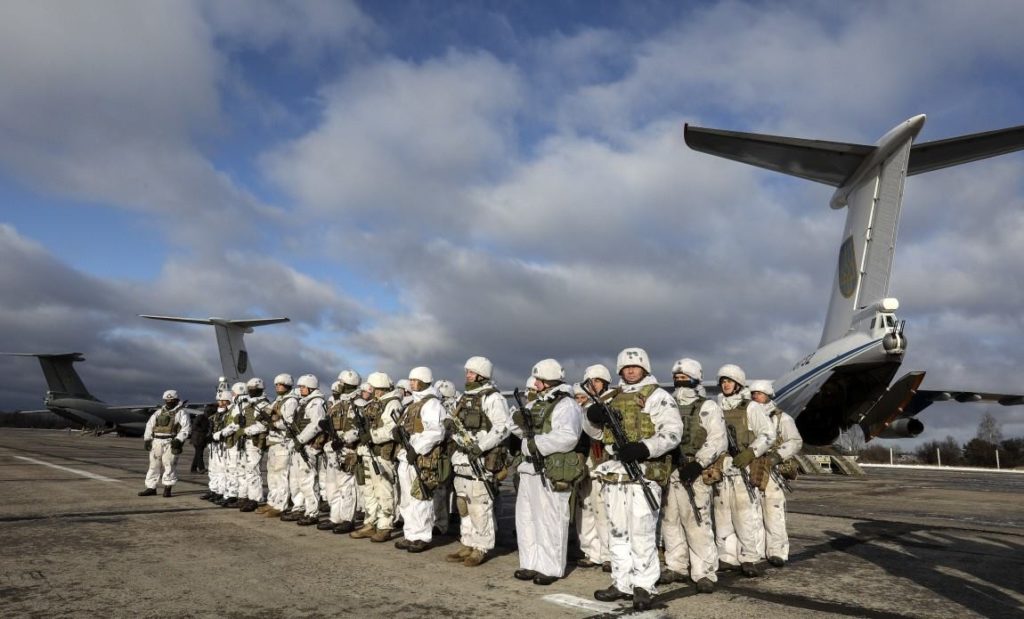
[244,397,269,449]
[401,393,437,436]
[604,384,672,484]
[526,392,585,491]
[330,398,357,434]
[722,400,755,452]
[677,397,708,459]
[153,407,177,437]
[294,396,320,433]
[364,396,398,460]
[402,393,451,499]
[454,387,497,432]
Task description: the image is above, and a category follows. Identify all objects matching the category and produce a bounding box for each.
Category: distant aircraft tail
[0,352,98,401]
[139,315,290,384]
[685,117,1024,346]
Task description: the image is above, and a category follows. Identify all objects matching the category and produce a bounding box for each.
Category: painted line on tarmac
[543,594,627,614]
[0,506,220,523]
[13,455,122,483]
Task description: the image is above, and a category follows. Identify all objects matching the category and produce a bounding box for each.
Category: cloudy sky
[1,0,1022,448]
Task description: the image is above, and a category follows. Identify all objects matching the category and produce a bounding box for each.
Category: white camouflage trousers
[360,455,395,530]
[712,473,765,565]
[207,444,224,494]
[222,447,241,499]
[515,473,571,578]
[265,442,291,510]
[289,450,320,516]
[576,475,610,563]
[453,471,496,551]
[145,438,179,488]
[761,475,789,560]
[241,445,264,502]
[603,478,662,594]
[398,458,435,542]
[661,471,717,582]
[323,452,358,524]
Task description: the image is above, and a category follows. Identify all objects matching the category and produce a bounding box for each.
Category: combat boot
[695,578,715,594]
[575,557,600,568]
[254,504,270,514]
[240,500,257,512]
[394,537,412,550]
[296,514,319,526]
[602,561,611,572]
[332,521,354,534]
[463,549,486,567]
[740,562,762,577]
[594,586,631,602]
[406,540,428,553]
[532,574,556,586]
[138,488,157,497]
[162,487,172,498]
[263,507,282,518]
[369,528,391,543]
[224,497,240,508]
[317,520,335,530]
[446,545,471,562]
[280,510,303,522]
[768,556,786,568]
[199,491,213,501]
[632,587,653,611]
[513,569,537,581]
[350,524,376,539]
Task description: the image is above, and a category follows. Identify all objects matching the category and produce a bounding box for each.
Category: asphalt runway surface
[1,429,1022,618]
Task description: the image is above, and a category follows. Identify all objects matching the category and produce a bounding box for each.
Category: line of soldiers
[139,349,801,612]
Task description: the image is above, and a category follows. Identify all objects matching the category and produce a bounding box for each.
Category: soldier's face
[574,393,588,406]
[752,391,770,404]
[465,370,480,383]
[720,378,738,396]
[299,386,311,397]
[620,366,644,384]
[275,384,288,395]
[409,379,426,392]
[588,378,608,394]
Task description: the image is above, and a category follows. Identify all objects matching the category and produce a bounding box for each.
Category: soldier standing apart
[291,374,327,526]
[575,364,614,572]
[319,370,362,533]
[659,358,726,593]
[445,356,511,567]
[713,364,773,577]
[139,390,192,497]
[200,391,232,502]
[351,372,402,543]
[511,359,583,586]
[394,367,448,553]
[584,348,682,611]
[748,380,802,568]
[259,374,297,517]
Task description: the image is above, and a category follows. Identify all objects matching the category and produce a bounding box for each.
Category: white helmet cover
[296,374,319,390]
[583,364,612,384]
[531,359,565,382]
[367,372,393,390]
[338,369,361,387]
[162,389,179,401]
[436,379,456,398]
[717,364,746,387]
[464,356,493,379]
[748,379,775,398]
[231,382,247,396]
[616,347,651,374]
[273,373,293,387]
[671,358,703,381]
[246,377,264,390]
[409,367,433,384]
[216,390,233,402]
[330,380,342,394]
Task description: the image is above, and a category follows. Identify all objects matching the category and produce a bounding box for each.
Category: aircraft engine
[877,417,924,439]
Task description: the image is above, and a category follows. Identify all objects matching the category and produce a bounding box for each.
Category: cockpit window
[886,315,895,327]
[869,318,876,329]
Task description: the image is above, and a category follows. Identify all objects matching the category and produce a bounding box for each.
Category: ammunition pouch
[411,444,452,500]
[482,445,508,474]
[310,433,328,451]
[543,451,586,492]
[355,458,367,486]
[702,454,726,485]
[642,454,673,486]
[373,441,397,462]
[341,451,359,475]
[749,455,773,491]
[778,458,799,480]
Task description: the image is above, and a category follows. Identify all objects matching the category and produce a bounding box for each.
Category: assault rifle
[726,425,758,502]
[580,384,659,515]
[770,462,793,494]
[352,403,381,476]
[319,406,346,470]
[270,397,311,467]
[449,413,496,501]
[390,409,431,498]
[512,388,548,489]
[234,396,249,454]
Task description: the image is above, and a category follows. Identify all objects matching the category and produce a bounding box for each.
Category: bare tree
[835,426,866,454]
[976,411,1004,444]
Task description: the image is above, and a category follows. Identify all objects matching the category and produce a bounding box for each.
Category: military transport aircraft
[2,316,289,435]
[685,115,1024,445]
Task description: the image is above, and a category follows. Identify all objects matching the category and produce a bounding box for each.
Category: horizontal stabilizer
[903,389,1024,417]
[684,122,1024,188]
[908,124,1024,176]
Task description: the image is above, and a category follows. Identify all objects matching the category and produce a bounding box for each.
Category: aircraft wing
[902,389,1024,417]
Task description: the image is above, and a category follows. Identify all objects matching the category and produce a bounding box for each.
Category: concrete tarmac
[1,429,1022,618]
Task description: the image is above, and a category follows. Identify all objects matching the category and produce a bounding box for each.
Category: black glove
[442,418,455,434]
[318,418,331,432]
[680,460,704,485]
[618,441,650,463]
[512,410,525,429]
[144,439,153,452]
[358,430,372,444]
[405,448,418,465]
[586,404,609,426]
[391,427,402,442]
[768,451,783,466]
[731,448,755,469]
[170,439,183,455]
[331,438,343,452]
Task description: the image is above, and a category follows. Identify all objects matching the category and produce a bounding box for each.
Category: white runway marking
[542,593,619,613]
[13,455,123,483]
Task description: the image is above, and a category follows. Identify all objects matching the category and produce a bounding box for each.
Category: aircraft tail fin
[139,315,290,384]
[0,352,98,401]
[685,117,1024,346]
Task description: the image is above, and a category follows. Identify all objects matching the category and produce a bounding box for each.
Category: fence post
[936,448,941,467]
[890,447,894,465]
[996,449,1000,470]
